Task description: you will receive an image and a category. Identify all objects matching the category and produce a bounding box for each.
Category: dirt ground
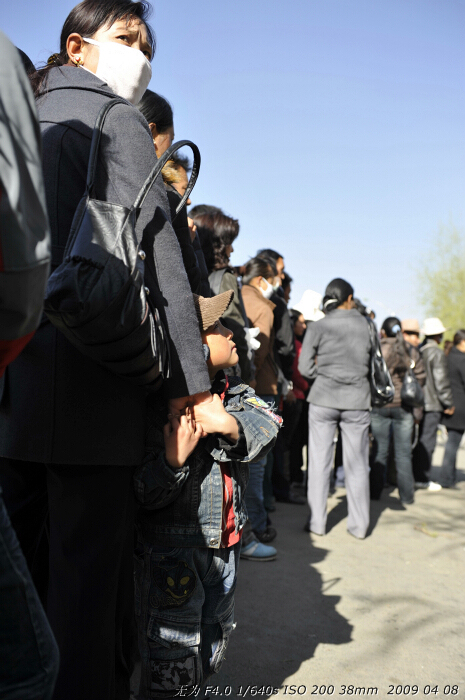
[212,441,465,699]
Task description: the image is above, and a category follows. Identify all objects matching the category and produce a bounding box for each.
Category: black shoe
[276,493,307,505]
[304,516,312,533]
[255,526,277,543]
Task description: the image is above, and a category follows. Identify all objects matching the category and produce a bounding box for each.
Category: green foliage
[418,223,465,342]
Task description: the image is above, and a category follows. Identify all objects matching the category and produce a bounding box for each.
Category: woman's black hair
[17,49,35,75]
[189,207,239,274]
[257,254,277,277]
[282,272,293,288]
[137,89,173,132]
[257,248,283,261]
[242,257,274,286]
[322,278,354,313]
[289,308,302,326]
[170,152,191,173]
[453,329,465,346]
[381,316,402,338]
[31,0,155,96]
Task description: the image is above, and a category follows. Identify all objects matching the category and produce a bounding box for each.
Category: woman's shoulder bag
[44,98,200,391]
[400,340,425,408]
[366,317,395,407]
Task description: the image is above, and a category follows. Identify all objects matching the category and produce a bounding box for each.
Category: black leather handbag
[44,98,200,389]
[366,317,395,407]
[401,355,424,408]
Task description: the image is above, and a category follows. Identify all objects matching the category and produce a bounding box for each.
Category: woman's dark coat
[443,346,465,431]
[0,67,210,465]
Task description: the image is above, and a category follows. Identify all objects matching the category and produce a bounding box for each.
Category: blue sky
[4,0,465,323]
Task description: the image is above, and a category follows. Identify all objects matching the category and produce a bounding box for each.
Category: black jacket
[442,347,465,430]
[421,339,453,412]
[0,67,210,465]
[270,292,295,382]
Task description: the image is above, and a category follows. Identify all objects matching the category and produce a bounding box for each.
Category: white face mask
[83,37,152,104]
[260,278,274,300]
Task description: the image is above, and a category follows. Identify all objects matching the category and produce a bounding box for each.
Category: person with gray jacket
[412,317,454,489]
[299,278,372,539]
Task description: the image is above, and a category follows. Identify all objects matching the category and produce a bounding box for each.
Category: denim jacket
[134,372,282,548]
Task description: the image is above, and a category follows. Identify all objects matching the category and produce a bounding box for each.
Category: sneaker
[240,540,277,561]
[255,526,277,543]
[415,481,442,491]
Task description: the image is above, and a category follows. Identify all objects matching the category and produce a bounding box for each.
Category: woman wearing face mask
[299,278,372,539]
[0,2,212,698]
[239,258,279,557]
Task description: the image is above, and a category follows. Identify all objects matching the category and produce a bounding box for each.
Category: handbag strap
[86,98,128,194]
[366,316,381,357]
[133,140,200,216]
[85,99,201,217]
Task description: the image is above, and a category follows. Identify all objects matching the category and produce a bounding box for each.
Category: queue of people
[0,2,463,699]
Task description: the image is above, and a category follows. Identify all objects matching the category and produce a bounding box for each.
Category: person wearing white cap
[412,318,455,490]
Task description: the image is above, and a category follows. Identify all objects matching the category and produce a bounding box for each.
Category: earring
[71,56,84,67]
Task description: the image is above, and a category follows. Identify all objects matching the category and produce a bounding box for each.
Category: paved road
[213,443,465,700]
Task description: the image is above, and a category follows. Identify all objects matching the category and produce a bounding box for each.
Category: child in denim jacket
[134,290,281,699]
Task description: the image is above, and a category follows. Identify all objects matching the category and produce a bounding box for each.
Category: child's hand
[192,393,239,442]
[164,409,203,469]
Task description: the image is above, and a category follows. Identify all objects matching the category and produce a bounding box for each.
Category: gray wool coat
[0,67,210,465]
[298,309,371,410]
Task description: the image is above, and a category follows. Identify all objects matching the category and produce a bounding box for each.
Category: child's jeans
[134,537,240,699]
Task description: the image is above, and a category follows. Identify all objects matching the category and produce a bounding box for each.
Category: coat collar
[242,283,276,311]
[38,65,128,103]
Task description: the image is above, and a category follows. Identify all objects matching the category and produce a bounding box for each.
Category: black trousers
[0,458,135,700]
[412,411,442,483]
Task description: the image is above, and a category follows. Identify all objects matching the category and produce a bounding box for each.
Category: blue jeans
[371,406,414,503]
[441,429,463,487]
[134,538,240,698]
[243,457,267,535]
[0,493,59,700]
[246,394,275,531]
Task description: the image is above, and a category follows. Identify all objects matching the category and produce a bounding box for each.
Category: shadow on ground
[213,508,352,693]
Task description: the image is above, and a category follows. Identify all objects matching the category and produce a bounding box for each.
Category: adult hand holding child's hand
[192,393,239,442]
[168,390,213,417]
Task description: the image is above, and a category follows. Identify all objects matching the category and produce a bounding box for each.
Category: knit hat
[193,291,234,331]
[421,317,449,336]
[401,318,420,333]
